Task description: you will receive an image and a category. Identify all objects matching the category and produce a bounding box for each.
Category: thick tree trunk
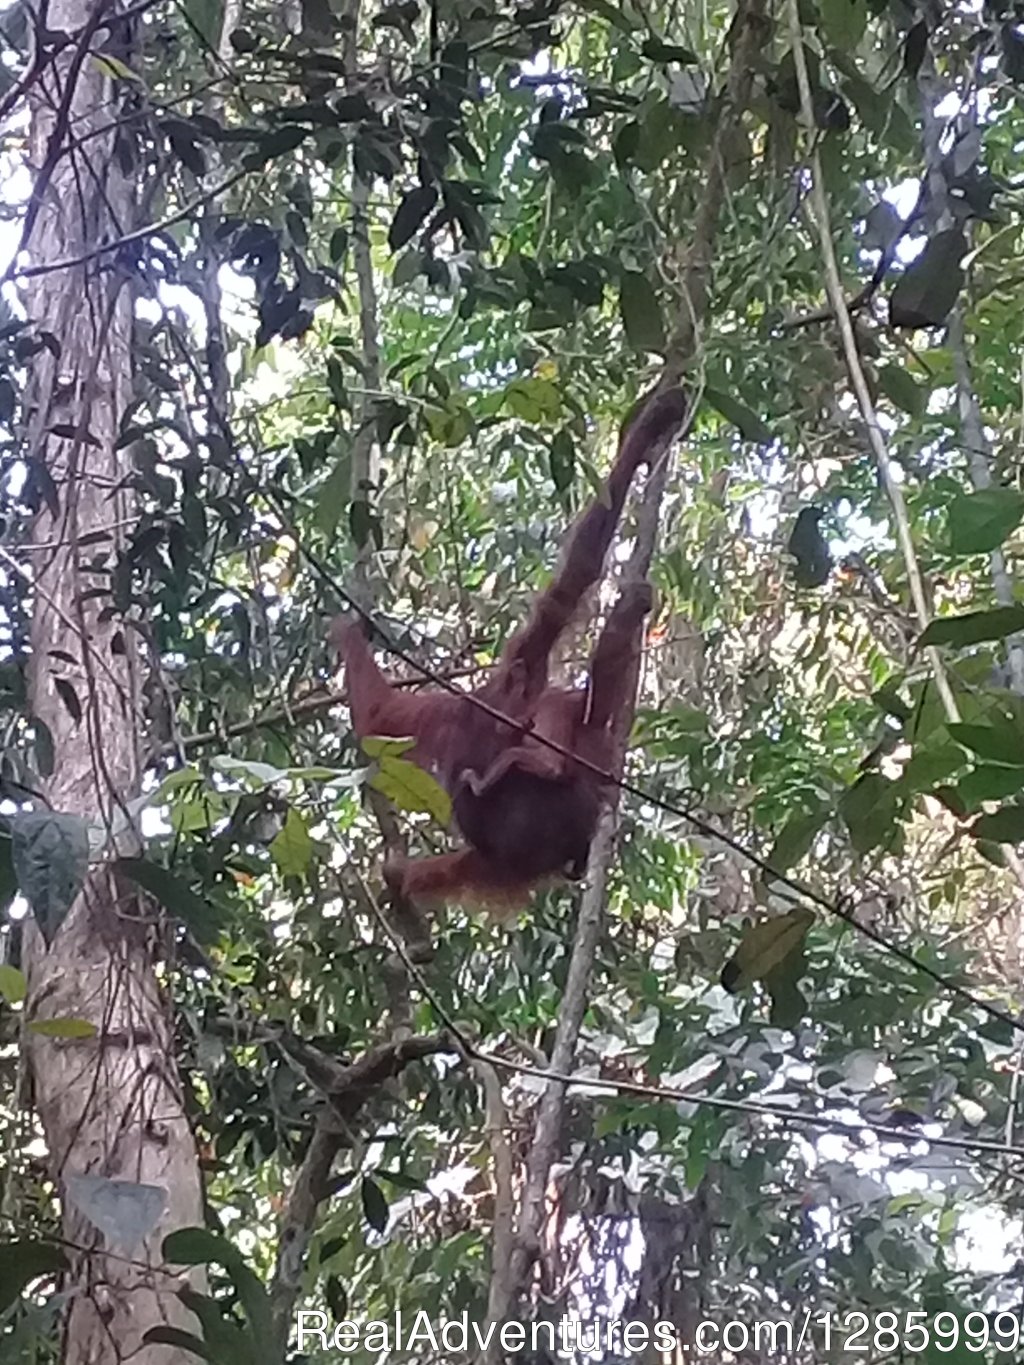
[20,3,204,1362]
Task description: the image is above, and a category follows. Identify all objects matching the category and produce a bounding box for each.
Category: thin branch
[476,1058,515,1364]
[6,165,252,281]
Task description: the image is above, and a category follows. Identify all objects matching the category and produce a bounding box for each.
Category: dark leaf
[549,428,575,491]
[11,810,89,944]
[889,229,968,328]
[612,120,640,168]
[33,715,54,777]
[1002,24,1024,81]
[53,676,82,724]
[919,606,1024,649]
[786,507,831,587]
[861,199,903,253]
[618,270,665,354]
[228,27,259,52]
[973,805,1024,843]
[903,20,928,77]
[705,387,773,443]
[50,422,101,446]
[360,1177,389,1233]
[162,119,206,177]
[142,1327,215,1361]
[839,771,901,854]
[0,377,16,424]
[247,125,309,168]
[641,38,698,64]
[948,721,1024,767]
[388,185,439,252]
[956,765,1024,811]
[329,226,348,264]
[325,1275,347,1319]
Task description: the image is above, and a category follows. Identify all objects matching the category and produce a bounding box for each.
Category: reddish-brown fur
[333,388,687,908]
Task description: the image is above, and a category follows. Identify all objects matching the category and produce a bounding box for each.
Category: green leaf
[329,226,349,263]
[314,451,351,540]
[640,38,698,64]
[29,1017,97,1038]
[166,1230,272,1353]
[177,1286,257,1363]
[93,52,142,83]
[360,736,415,760]
[361,1177,389,1233]
[820,0,867,49]
[619,270,666,354]
[720,906,814,993]
[10,811,89,945]
[919,606,1024,648]
[902,743,964,792]
[0,963,26,1004]
[210,756,284,786]
[577,0,637,29]
[947,488,1024,555]
[393,249,424,286]
[370,756,452,826]
[164,1227,241,1268]
[503,377,562,423]
[877,364,924,418]
[973,806,1024,843]
[766,805,828,874]
[839,771,902,853]
[948,721,1024,767]
[115,858,227,946]
[0,1240,68,1316]
[269,808,314,879]
[704,387,772,443]
[955,765,1024,811]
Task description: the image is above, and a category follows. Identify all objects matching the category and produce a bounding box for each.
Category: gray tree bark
[20,2,204,1361]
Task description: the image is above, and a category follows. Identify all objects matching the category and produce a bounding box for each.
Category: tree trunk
[20,2,204,1361]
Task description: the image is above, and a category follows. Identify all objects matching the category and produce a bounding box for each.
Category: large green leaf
[721,907,814,993]
[618,271,666,354]
[948,488,1024,556]
[919,606,1024,648]
[948,722,1024,767]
